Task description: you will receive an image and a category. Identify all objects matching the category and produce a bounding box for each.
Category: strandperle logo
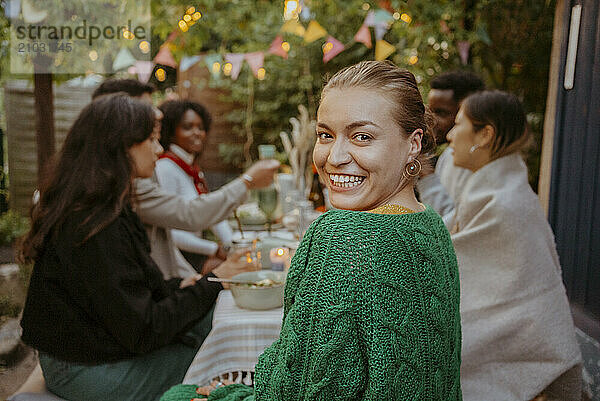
[14,20,147,46]
[8,0,151,74]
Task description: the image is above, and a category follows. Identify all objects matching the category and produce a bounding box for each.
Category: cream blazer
[133,177,247,280]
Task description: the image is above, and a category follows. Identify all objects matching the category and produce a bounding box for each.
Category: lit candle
[269,247,290,271]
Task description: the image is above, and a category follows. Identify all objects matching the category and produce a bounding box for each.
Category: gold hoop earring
[403,159,422,179]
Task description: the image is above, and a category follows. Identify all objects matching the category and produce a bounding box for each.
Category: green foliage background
[151,0,554,189]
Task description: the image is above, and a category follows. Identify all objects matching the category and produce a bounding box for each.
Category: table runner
[183,291,283,386]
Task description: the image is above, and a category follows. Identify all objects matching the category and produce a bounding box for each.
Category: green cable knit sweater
[161,206,462,401]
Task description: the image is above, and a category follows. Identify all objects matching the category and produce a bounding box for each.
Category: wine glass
[257,186,278,234]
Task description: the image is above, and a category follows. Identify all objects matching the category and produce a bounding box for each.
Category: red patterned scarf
[159,151,209,194]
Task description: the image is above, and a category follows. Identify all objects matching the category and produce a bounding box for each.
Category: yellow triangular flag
[304,20,327,43]
[375,40,395,61]
[281,19,305,37]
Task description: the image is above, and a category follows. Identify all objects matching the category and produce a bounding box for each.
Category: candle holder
[269,247,290,272]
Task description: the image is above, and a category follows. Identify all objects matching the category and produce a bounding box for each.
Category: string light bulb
[139,40,150,53]
[223,62,233,76]
[186,6,195,14]
[88,50,98,61]
[284,0,300,20]
[400,13,412,23]
[408,55,418,65]
[322,41,333,54]
[155,68,166,82]
[178,20,188,32]
[281,41,290,52]
[192,11,202,20]
[393,12,400,20]
[257,67,266,80]
[183,14,191,22]
[362,3,370,10]
[211,62,221,74]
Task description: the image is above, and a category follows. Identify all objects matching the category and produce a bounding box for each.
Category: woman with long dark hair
[19,93,251,401]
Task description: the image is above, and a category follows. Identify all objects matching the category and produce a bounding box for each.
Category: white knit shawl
[451,153,581,401]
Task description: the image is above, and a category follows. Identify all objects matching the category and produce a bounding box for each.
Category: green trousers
[39,308,214,401]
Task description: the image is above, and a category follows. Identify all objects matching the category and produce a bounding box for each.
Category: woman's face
[446,107,479,170]
[128,132,163,178]
[313,87,414,211]
[174,109,207,155]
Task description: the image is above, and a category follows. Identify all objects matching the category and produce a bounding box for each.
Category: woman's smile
[327,173,366,190]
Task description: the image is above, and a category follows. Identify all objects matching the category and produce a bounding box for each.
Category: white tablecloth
[183,290,283,386]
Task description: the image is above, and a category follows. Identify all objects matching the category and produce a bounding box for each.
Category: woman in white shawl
[446,90,582,401]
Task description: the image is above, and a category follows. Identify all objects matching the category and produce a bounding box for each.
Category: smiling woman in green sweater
[162,61,462,401]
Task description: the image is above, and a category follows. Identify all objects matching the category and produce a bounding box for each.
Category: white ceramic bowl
[229,271,286,310]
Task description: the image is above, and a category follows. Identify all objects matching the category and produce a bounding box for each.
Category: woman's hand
[215,244,229,261]
[211,249,256,288]
[242,159,280,189]
[179,274,203,289]
[196,380,234,397]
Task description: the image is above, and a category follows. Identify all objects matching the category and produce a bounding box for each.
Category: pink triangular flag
[135,61,155,83]
[165,30,179,43]
[244,52,264,78]
[153,45,177,68]
[457,41,470,65]
[322,35,345,63]
[353,24,372,48]
[269,35,288,59]
[225,53,244,80]
[364,11,375,27]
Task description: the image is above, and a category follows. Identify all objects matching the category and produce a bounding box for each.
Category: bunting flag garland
[5,0,21,19]
[113,47,137,71]
[322,35,345,63]
[180,55,202,72]
[375,39,395,61]
[225,53,245,80]
[457,41,470,65]
[268,35,289,59]
[377,0,395,13]
[364,10,376,27]
[300,0,312,21]
[22,0,47,23]
[135,61,155,83]
[160,5,427,81]
[373,9,394,24]
[244,52,265,78]
[154,45,178,68]
[165,30,179,43]
[353,24,372,48]
[303,20,327,43]
[281,19,306,37]
[374,23,389,41]
[204,53,223,77]
[439,20,451,34]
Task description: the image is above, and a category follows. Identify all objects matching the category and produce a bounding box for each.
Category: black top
[20,206,223,364]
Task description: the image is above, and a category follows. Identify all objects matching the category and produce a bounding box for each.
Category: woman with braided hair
[162,60,462,401]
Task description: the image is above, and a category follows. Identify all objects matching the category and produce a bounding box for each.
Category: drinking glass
[257,186,278,233]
